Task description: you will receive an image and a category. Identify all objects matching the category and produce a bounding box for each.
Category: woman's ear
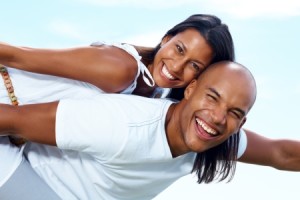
[184,79,197,100]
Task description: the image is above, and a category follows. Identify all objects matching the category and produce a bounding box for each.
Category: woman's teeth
[162,66,175,80]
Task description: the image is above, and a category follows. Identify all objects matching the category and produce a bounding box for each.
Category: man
[0,61,256,199]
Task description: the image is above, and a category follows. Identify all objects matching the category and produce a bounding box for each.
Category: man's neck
[165,102,189,158]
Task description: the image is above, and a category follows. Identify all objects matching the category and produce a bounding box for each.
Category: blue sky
[2,0,300,199]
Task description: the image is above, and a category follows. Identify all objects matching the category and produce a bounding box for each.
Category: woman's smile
[161,65,176,81]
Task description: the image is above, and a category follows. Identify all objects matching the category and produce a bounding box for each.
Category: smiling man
[0,61,256,199]
[166,61,255,157]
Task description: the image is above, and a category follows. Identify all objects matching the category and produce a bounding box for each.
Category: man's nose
[211,108,226,125]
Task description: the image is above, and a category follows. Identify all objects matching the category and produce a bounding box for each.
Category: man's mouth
[195,118,218,137]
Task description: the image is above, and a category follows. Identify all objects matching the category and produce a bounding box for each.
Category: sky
[1,0,300,199]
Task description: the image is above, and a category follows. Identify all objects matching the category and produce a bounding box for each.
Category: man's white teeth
[162,66,175,80]
[196,118,217,136]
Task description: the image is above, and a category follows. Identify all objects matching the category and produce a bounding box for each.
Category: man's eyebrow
[208,87,220,98]
[208,87,246,116]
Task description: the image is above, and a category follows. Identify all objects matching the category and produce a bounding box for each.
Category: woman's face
[150,28,214,88]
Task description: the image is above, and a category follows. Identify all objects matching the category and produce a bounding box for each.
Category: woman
[0,14,234,199]
[0,14,233,99]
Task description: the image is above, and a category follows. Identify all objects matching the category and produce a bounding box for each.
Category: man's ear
[234,118,247,135]
[161,35,172,46]
[184,79,197,100]
[239,117,247,129]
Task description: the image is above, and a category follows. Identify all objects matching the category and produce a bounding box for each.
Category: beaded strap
[0,64,19,106]
[0,64,26,146]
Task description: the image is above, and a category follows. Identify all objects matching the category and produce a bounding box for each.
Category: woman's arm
[0,42,138,93]
[238,129,300,171]
[0,102,58,146]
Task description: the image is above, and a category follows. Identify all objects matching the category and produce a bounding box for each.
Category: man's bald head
[196,61,257,112]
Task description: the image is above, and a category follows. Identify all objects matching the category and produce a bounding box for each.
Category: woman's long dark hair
[137,14,238,184]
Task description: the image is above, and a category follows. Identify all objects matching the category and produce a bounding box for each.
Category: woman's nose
[170,60,185,73]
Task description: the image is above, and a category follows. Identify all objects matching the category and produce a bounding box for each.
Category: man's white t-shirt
[25,94,247,200]
[27,95,194,200]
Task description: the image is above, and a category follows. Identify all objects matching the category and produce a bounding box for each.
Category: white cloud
[77,0,300,18]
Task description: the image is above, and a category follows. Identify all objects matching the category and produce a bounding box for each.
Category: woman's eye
[191,63,200,72]
[176,45,184,54]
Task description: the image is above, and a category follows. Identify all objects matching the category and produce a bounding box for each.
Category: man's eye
[231,111,242,119]
[207,94,217,101]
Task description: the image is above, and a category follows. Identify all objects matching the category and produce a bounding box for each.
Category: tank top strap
[91,41,155,94]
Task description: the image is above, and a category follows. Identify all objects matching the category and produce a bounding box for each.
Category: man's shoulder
[98,93,174,106]
[98,94,174,121]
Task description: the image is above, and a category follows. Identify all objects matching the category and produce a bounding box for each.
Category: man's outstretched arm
[0,102,58,146]
[239,129,300,171]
